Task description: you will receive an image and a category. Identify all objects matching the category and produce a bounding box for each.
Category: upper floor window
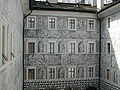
[107,42,111,54]
[27,68,35,80]
[88,19,95,31]
[68,18,76,30]
[28,42,35,53]
[88,42,95,53]
[27,16,36,29]
[48,42,55,53]
[49,68,55,79]
[68,68,75,78]
[69,42,76,53]
[48,17,56,29]
[88,67,95,78]
[107,17,111,28]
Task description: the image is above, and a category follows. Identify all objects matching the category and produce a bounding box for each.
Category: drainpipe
[96,13,101,90]
[23,9,33,90]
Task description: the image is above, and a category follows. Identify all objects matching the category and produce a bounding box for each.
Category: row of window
[0,20,22,65]
[27,41,111,54]
[26,66,95,80]
[27,16,96,31]
[26,67,118,84]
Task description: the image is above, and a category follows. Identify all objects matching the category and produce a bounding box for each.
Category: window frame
[87,41,96,54]
[27,41,36,54]
[48,67,56,79]
[68,67,76,78]
[68,41,77,54]
[106,41,111,54]
[88,66,95,78]
[106,68,110,80]
[27,16,36,29]
[47,41,56,54]
[87,19,95,31]
[48,17,57,30]
[27,67,36,80]
[68,18,77,30]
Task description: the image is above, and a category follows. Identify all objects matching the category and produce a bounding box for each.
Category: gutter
[96,12,101,90]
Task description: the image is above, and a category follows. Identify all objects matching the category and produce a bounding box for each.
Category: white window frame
[47,40,56,54]
[68,41,77,54]
[68,66,76,78]
[87,19,95,31]
[26,67,36,80]
[88,66,95,78]
[27,16,36,29]
[48,66,56,79]
[106,41,111,54]
[107,17,111,29]
[68,18,77,30]
[48,17,57,30]
[87,41,96,54]
[27,40,37,54]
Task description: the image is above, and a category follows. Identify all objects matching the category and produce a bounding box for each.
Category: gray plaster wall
[100,11,120,90]
[0,0,23,90]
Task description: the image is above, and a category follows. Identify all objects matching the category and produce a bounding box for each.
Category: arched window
[58,41,63,53]
[78,42,82,53]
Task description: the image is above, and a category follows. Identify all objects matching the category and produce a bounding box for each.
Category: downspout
[96,12,101,90]
[23,10,33,90]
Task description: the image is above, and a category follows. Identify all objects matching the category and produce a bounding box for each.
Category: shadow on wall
[86,87,97,90]
[100,13,120,89]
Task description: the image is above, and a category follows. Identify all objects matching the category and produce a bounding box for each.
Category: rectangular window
[49,42,55,53]
[68,68,75,78]
[49,68,55,79]
[68,18,76,30]
[70,43,75,53]
[107,69,110,80]
[48,17,56,29]
[88,67,94,78]
[28,69,35,80]
[28,42,35,53]
[88,19,95,31]
[88,42,95,53]
[27,16,36,29]
[108,17,110,28]
[107,43,111,53]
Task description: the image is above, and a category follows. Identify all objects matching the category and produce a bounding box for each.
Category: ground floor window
[28,69,35,80]
[68,68,75,78]
[49,68,55,79]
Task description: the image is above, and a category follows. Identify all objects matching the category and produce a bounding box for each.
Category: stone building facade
[0,0,23,90]
[99,1,120,90]
[24,0,120,90]
[24,1,99,90]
